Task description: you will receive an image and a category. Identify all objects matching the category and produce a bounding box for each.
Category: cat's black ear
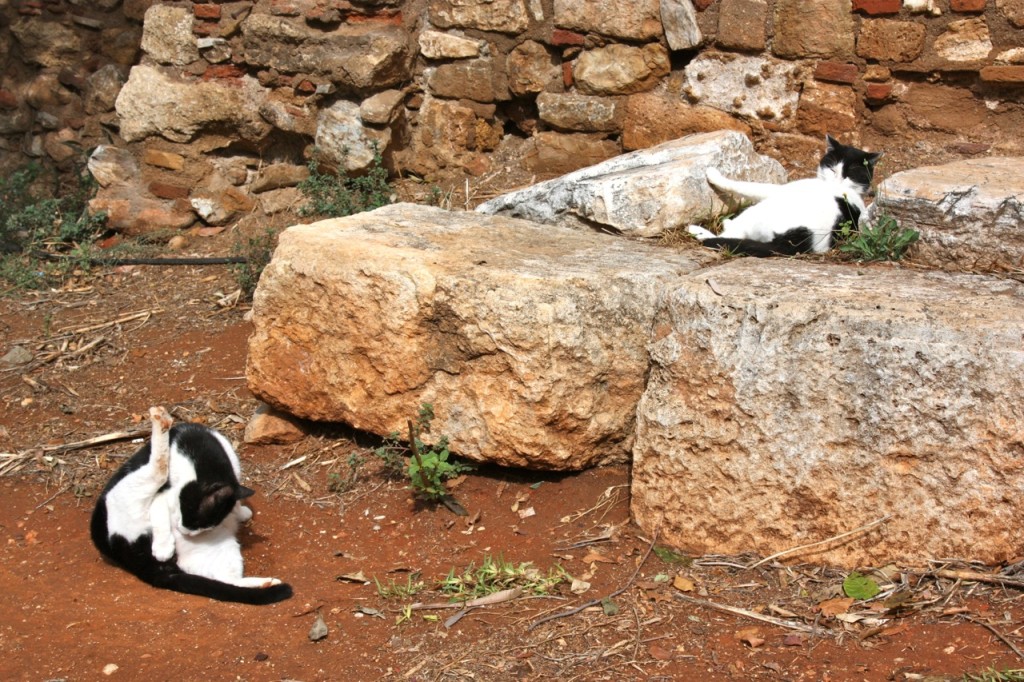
[199,484,234,517]
[825,134,840,151]
[866,151,883,167]
[237,485,255,500]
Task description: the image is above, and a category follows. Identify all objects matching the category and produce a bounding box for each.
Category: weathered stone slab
[554,0,663,41]
[476,130,786,237]
[115,64,269,143]
[632,259,1024,566]
[247,203,710,470]
[873,157,1024,270]
[240,14,408,92]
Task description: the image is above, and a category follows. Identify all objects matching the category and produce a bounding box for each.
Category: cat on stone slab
[688,135,883,257]
[90,406,292,605]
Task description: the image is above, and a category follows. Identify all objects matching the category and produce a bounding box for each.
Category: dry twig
[528,530,659,631]
[673,592,832,637]
[746,515,891,569]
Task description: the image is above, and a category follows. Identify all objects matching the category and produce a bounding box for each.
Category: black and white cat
[90,406,292,605]
[688,135,883,256]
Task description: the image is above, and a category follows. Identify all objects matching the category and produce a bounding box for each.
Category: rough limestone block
[873,157,1024,270]
[632,259,1024,566]
[247,204,711,470]
[476,130,786,237]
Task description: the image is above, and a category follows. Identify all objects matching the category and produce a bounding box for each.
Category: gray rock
[115,64,270,143]
[88,145,140,187]
[315,100,392,173]
[10,18,83,68]
[240,14,408,92]
[477,130,787,237]
[574,43,670,96]
[418,30,484,60]
[140,5,200,65]
[661,0,703,50]
[536,92,623,133]
[872,157,1024,270]
[682,54,801,123]
[428,0,530,34]
[359,89,405,126]
[554,0,663,41]
[84,64,125,115]
[247,203,711,470]
[632,259,1024,567]
[1,346,34,366]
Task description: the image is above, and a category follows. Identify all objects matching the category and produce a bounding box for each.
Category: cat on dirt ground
[688,135,883,257]
[90,406,292,605]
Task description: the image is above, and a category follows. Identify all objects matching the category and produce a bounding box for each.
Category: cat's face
[178,482,254,534]
[822,135,883,193]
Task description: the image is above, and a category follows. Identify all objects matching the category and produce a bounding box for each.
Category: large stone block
[477,130,786,237]
[632,259,1024,566]
[772,0,855,59]
[247,204,708,470]
[240,14,408,92]
[115,64,269,143]
[873,157,1024,270]
[682,54,800,123]
[554,0,663,41]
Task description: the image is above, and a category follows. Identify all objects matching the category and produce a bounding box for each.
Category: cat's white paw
[236,577,282,588]
[235,503,253,523]
[688,225,714,241]
[704,167,725,187]
[152,535,175,562]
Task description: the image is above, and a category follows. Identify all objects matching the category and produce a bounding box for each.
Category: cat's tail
[144,563,293,605]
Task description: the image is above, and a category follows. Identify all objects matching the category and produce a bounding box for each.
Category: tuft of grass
[963,670,1024,682]
[374,573,426,600]
[230,228,277,299]
[0,160,107,291]
[837,213,919,261]
[298,147,392,219]
[327,452,366,494]
[439,554,570,599]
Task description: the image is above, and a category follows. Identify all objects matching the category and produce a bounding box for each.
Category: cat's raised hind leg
[148,406,176,561]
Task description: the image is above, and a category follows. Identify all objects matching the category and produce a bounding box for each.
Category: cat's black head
[172,423,252,532]
[819,135,883,194]
[180,480,253,531]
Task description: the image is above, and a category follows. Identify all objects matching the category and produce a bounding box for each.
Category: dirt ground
[1,223,1023,682]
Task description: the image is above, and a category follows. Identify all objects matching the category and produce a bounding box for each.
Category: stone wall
[2,0,1023,234]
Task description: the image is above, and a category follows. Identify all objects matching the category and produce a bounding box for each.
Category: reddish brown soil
[1,262,1022,681]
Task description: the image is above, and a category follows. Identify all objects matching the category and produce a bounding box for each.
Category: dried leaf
[734,626,765,648]
[355,606,385,618]
[782,633,806,647]
[601,597,619,616]
[672,575,695,592]
[648,643,673,661]
[817,597,855,617]
[335,571,369,584]
[582,549,616,564]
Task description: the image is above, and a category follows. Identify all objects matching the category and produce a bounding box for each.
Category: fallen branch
[410,587,524,611]
[673,592,833,637]
[528,530,659,631]
[963,615,1024,661]
[59,309,159,336]
[40,428,149,454]
[907,567,1024,591]
[746,515,892,569]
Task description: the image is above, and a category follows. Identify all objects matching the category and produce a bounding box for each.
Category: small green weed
[327,452,366,494]
[439,554,569,599]
[653,546,693,567]
[231,228,277,299]
[837,213,919,261]
[406,403,473,503]
[372,431,408,479]
[374,572,426,600]
[298,147,392,219]
[963,670,1024,682]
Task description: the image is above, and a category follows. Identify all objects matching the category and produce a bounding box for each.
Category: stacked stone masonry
[3,0,1024,231]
